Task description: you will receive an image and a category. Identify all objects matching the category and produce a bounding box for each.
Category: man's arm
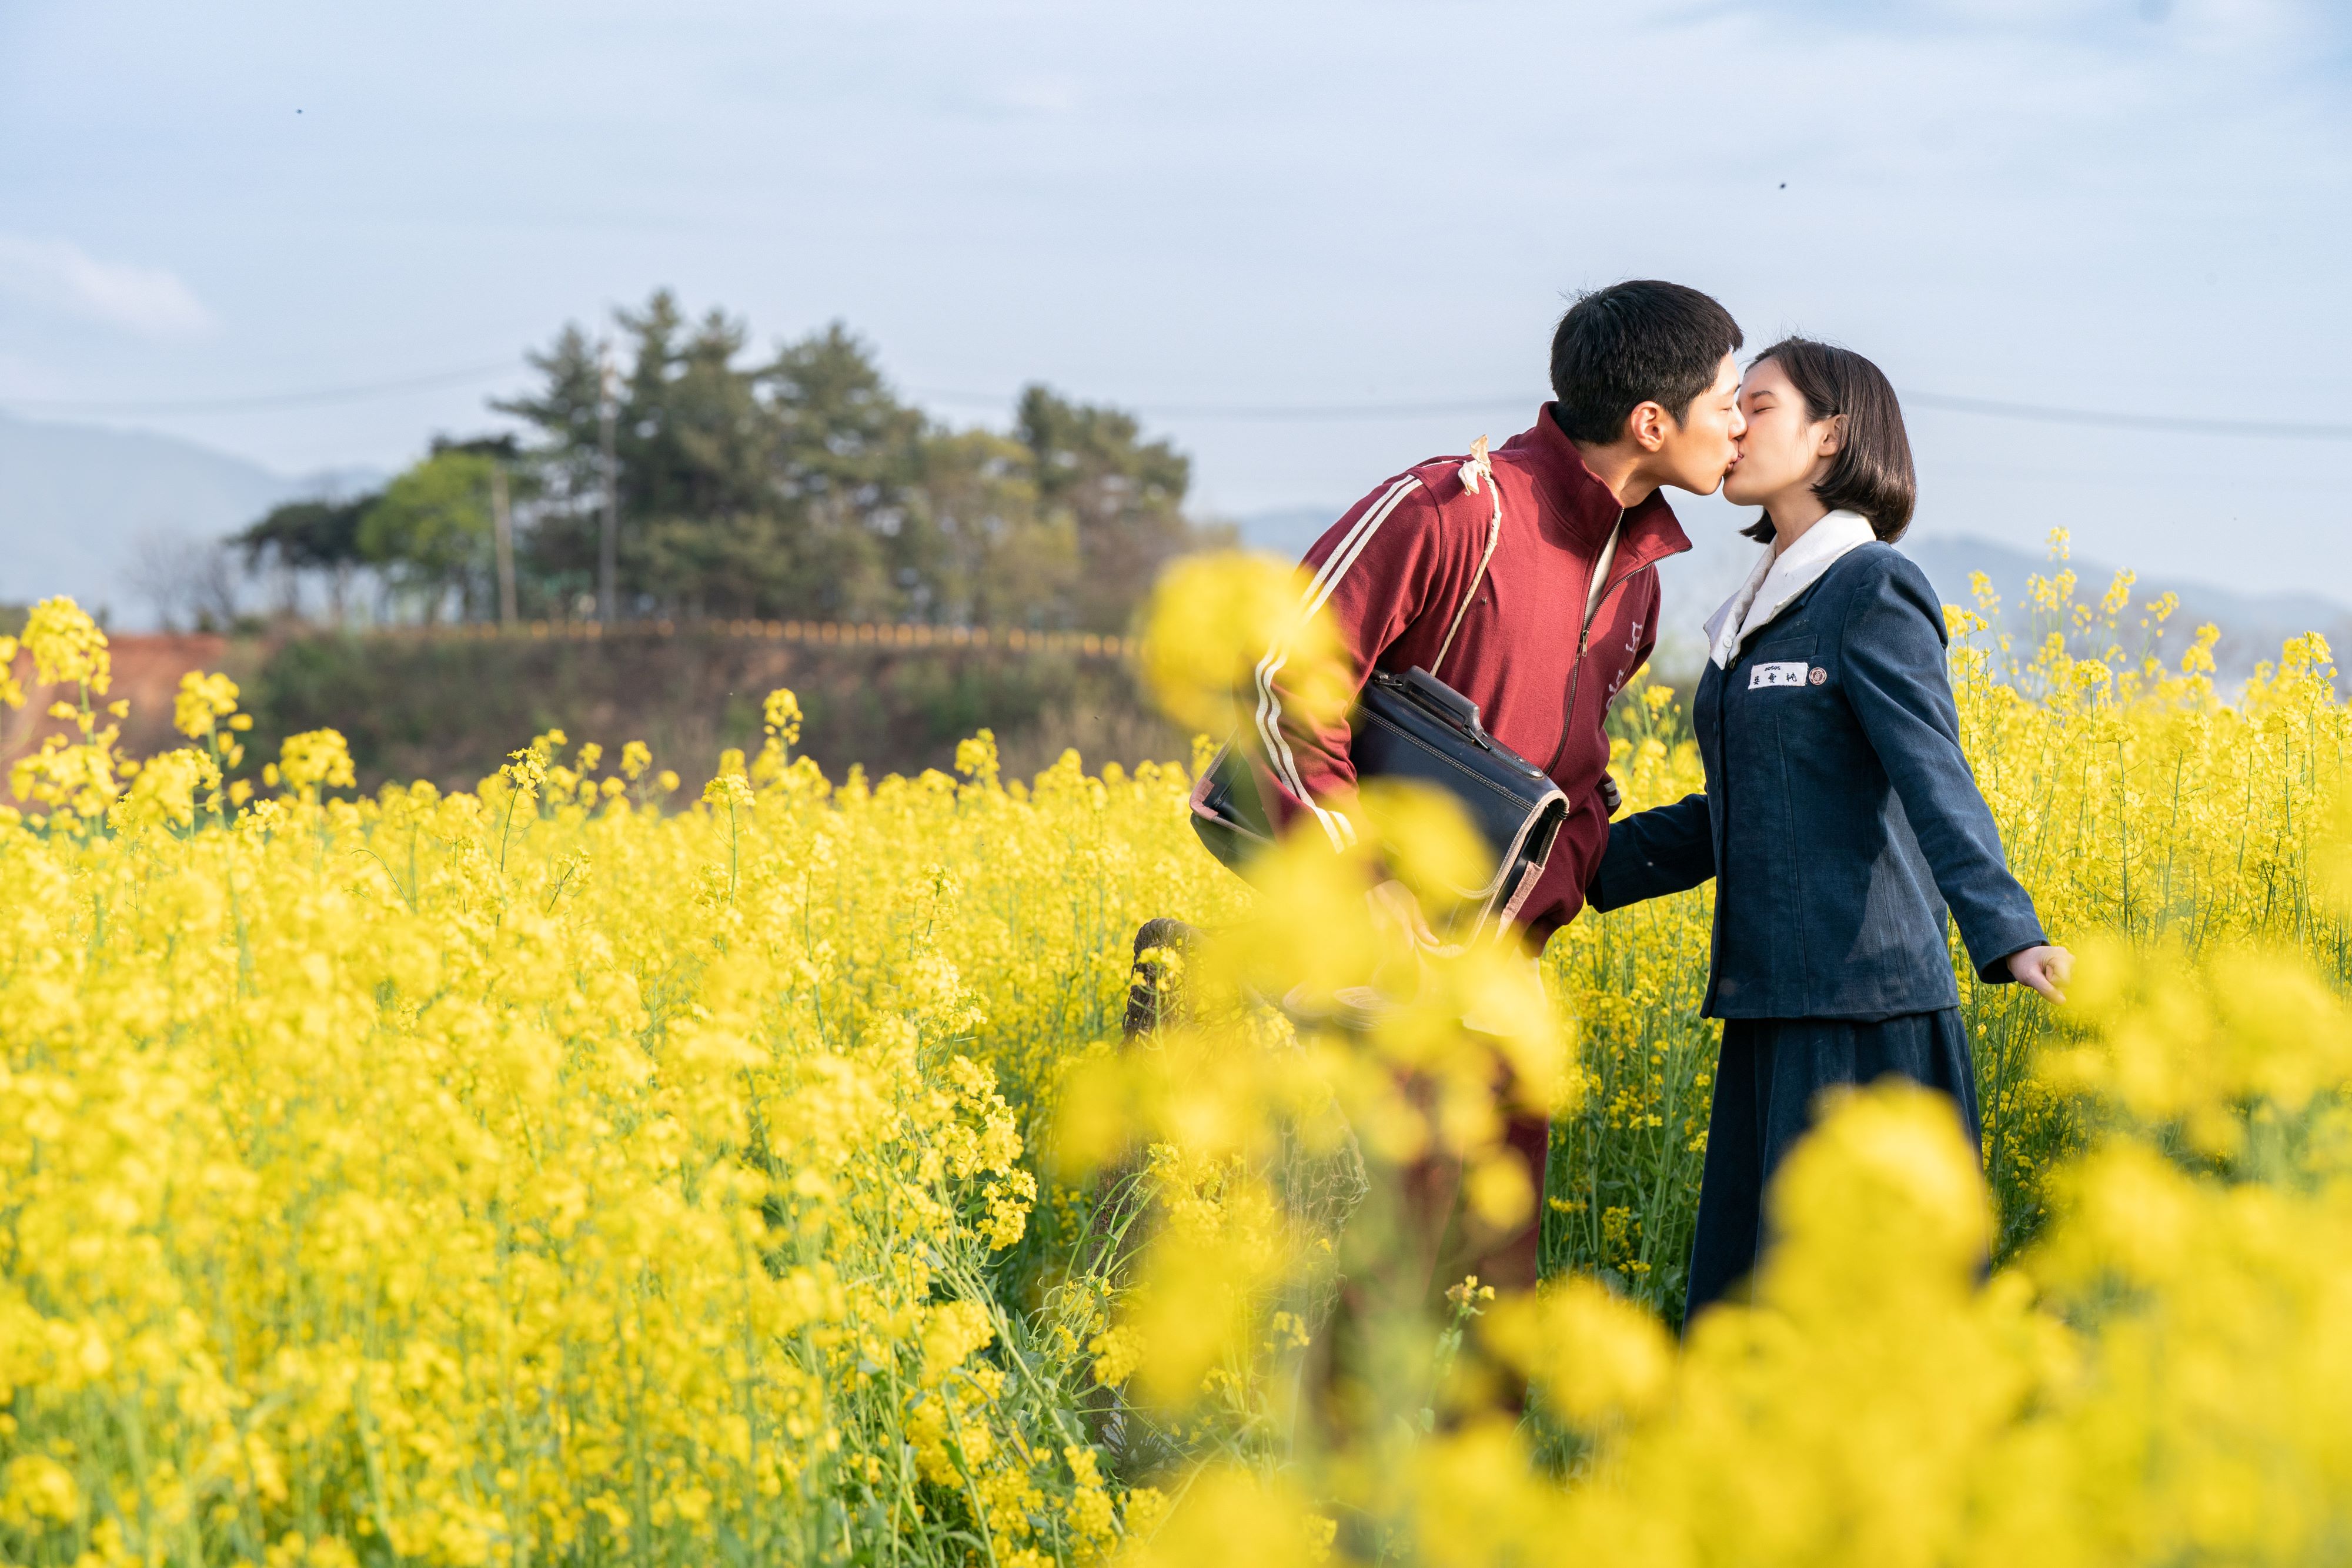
[1512,570,1668,932]
[1247,474,1453,850]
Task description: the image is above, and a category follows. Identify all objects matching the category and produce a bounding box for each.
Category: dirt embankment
[6,624,1186,793]
[3,633,246,764]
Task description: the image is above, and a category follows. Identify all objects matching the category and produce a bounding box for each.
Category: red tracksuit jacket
[1241,405,1690,946]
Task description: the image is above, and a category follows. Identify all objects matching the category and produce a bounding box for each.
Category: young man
[1244,279,1748,1306]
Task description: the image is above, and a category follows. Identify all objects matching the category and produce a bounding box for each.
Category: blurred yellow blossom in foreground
[0,553,2347,1567]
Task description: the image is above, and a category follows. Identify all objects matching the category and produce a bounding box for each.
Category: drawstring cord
[1432,436,1502,678]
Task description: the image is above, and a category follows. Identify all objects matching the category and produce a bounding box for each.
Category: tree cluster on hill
[235,291,1214,633]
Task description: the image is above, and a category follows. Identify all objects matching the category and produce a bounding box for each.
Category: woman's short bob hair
[1739,337,1917,544]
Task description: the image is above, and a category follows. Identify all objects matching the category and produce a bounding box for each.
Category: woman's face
[1722,357,1839,512]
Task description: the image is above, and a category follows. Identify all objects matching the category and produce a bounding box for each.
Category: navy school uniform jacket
[1588,542,2046,1019]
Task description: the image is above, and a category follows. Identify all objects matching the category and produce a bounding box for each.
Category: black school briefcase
[1186,442,1603,945]
[1190,664,1572,945]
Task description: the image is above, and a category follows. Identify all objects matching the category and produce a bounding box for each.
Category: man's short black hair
[1549,281,1743,444]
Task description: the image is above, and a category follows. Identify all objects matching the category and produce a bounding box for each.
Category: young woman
[1587,337,2069,1323]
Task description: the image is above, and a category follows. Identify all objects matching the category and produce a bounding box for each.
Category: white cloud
[0,234,215,337]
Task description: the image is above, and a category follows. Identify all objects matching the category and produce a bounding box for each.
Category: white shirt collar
[1703,509,1879,668]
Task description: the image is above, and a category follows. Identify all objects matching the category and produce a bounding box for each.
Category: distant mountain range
[1234,506,2348,691]
[1899,534,2348,688]
[0,410,382,626]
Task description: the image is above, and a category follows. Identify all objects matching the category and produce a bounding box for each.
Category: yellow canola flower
[173,670,240,738]
[764,685,804,745]
[1482,1275,1673,1429]
[1136,550,1349,737]
[19,596,109,693]
[276,728,356,797]
[0,603,1238,1567]
[0,1454,82,1527]
[0,583,2346,1568]
[1118,1465,1334,1568]
[115,745,222,831]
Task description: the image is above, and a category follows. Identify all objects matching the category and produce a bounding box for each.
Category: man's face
[1651,353,1745,495]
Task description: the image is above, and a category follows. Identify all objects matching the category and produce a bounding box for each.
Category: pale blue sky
[2,0,2348,600]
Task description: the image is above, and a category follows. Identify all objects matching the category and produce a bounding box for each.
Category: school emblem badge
[1809,667,1827,686]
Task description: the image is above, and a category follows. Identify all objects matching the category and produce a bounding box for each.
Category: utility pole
[491,460,517,627]
[597,345,620,624]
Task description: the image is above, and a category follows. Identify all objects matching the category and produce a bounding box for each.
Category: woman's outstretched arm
[1839,554,2052,984]
[1586,792,1715,912]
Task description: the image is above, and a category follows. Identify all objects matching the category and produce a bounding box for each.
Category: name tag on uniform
[1749,661,1812,690]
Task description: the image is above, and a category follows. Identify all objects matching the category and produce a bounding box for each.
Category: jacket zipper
[1544,514,1640,780]
[1700,658,1728,1014]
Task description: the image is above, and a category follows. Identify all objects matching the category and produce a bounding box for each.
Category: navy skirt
[1683,1008,1982,1325]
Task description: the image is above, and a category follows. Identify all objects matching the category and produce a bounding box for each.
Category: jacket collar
[1501,404,1690,570]
[1704,509,1878,667]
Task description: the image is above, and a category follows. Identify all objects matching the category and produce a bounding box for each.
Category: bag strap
[1431,436,1503,679]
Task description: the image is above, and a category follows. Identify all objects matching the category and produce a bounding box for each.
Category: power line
[8,357,2351,442]
[1898,390,2352,442]
[917,387,1530,420]
[929,384,2352,440]
[0,359,523,417]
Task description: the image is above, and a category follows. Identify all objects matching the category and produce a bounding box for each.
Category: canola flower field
[2,535,2349,1567]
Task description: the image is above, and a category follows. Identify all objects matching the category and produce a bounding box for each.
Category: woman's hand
[2006,944,2072,1003]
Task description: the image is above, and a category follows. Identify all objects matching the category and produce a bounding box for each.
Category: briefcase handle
[1395,667,1486,741]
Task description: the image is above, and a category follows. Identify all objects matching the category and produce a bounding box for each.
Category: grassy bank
[222,625,1181,789]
